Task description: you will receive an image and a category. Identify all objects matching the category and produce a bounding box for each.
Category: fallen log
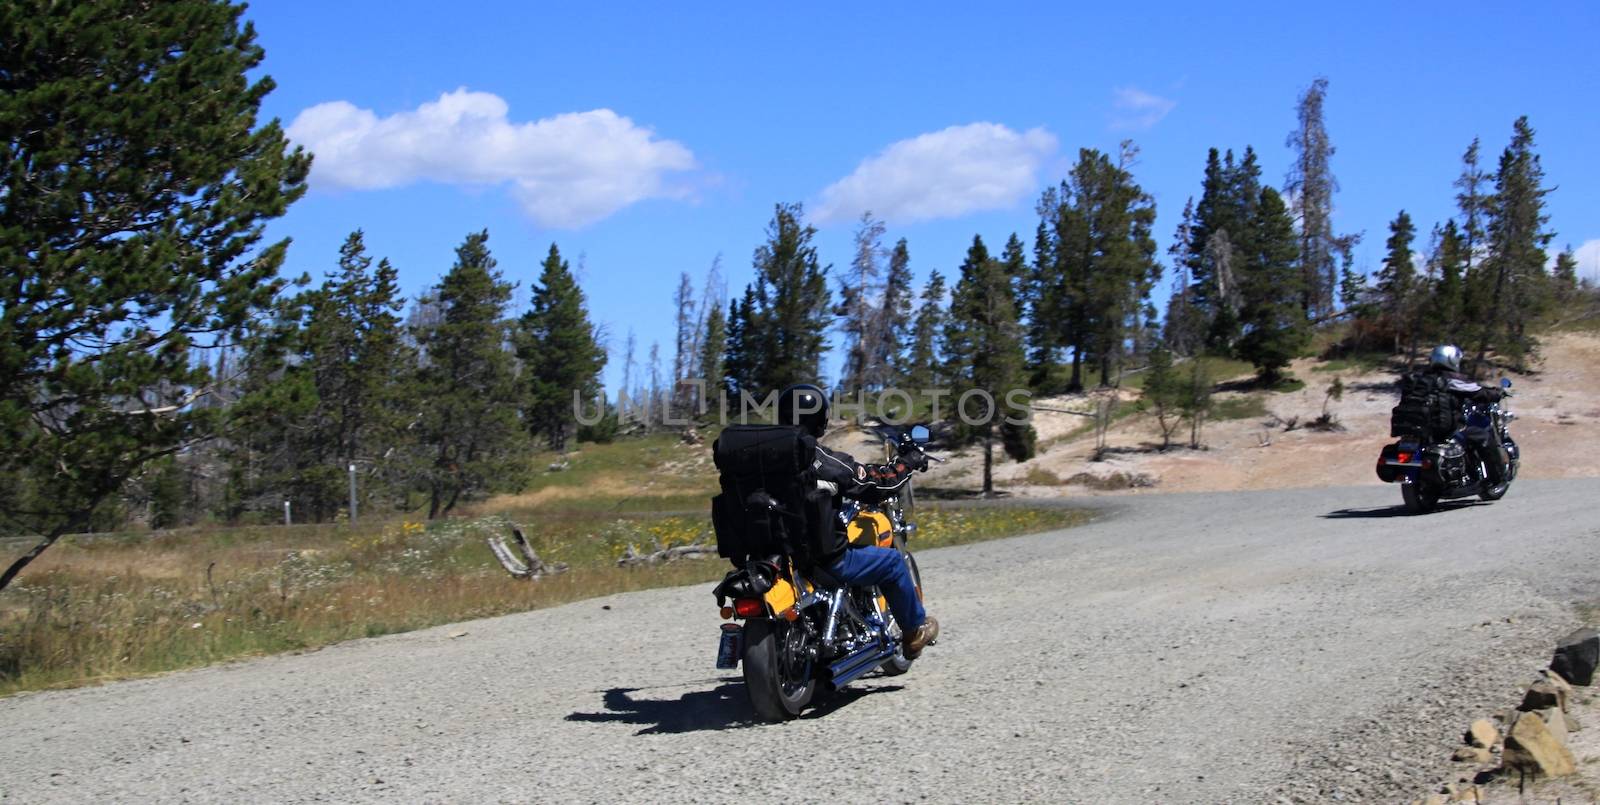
[617,542,718,567]
[487,526,571,580]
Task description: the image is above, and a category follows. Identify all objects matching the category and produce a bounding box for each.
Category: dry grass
[0,503,1089,695]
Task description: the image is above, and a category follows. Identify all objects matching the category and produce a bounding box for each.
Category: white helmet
[1429,344,1462,373]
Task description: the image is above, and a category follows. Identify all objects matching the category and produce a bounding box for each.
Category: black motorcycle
[1375,378,1520,513]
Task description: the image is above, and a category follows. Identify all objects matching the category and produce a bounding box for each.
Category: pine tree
[1034,145,1160,390]
[730,203,832,391]
[1286,77,1341,318]
[0,0,311,589]
[1236,187,1306,384]
[1425,221,1468,341]
[1163,198,1207,356]
[516,244,606,452]
[1375,210,1419,358]
[697,304,727,415]
[904,271,946,391]
[413,231,524,519]
[944,236,1030,497]
[1139,345,1183,450]
[879,238,915,388]
[1478,117,1555,369]
[1553,246,1580,305]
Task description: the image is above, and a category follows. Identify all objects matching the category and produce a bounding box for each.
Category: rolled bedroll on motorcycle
[1375,378,1521,514]
[708,422,934,721]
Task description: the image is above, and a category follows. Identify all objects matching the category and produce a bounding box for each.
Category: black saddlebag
[710,425,830,562]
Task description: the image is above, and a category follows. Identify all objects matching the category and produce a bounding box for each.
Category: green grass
[1210,395,1270,421]
[1118,354,1256,391]
[0,498,1090,696]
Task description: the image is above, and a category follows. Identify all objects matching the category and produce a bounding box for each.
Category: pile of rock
[1417,627,1597,803]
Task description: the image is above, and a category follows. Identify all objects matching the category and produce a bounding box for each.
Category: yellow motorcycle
[710,424,933,720]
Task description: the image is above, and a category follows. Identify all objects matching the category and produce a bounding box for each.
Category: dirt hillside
[915,332,1600,497]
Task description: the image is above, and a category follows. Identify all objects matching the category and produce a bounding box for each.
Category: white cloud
[1109,87,1176,131]
[814,123,1058,225]
[286,88,697,228]
[1573,239,1600,284]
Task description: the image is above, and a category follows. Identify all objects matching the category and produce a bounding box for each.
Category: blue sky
[245,1,1600,391]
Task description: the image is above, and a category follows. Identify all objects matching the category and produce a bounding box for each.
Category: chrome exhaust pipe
[827,641,897,688]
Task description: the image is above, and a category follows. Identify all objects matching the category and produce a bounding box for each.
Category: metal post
[283,500,291,526]
[348,463,358,524]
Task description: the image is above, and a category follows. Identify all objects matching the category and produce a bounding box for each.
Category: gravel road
[2,479,1597,803]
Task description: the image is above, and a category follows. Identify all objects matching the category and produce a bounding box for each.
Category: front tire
[1478,481,1509,501]
[878,550,924,677]
[1402,480,1438,514]
[742,619,815,721]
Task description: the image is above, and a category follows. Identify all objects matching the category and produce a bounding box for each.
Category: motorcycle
[711,423,940,721]
[1375,378,1520,513]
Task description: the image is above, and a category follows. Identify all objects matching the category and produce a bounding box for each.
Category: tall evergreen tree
[727,203,832,392]
[516,244,606,452]
[413,231,523,518]
[1285,77,1341,318]
[696,303,727,414]
[1478,117,1555,369]
[275,231,414,520]
[0,0,311,589]
[1375,210,1419,357]
[903,271,946,391]
[1425,220,1468,341]
[1163,198,1207,356]
[1235,188,1306,384]
[1032,145,1160,390]
[1552,246,1580,305]
[878,238,915,387]
[944,236,1030,497]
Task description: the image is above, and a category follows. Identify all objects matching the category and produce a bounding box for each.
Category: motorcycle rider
[1424,345,1509,484]
[775,383,940,659]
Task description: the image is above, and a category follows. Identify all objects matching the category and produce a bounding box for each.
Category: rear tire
[1478,481,1509,501]
[1402,481,1438,514]
[742,619,815,721]
[878,550,924,677]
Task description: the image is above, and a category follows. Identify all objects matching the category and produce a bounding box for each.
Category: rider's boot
[904,616,940,660]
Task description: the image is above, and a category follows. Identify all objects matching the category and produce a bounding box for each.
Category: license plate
[715,624,742,669]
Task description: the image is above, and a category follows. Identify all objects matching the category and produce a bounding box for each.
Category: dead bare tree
[487,526,570,580]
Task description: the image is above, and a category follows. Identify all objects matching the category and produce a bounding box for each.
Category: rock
[1564,711,1580,732]
[1465,719,1498,749]
[1447,784,1482,802]
[1541,668,1574,706]
[1451,746,1490,764]
[1519,678,1566,713]
[1535,707,1568,745]
[1415,796,1446,805]
[448,630,468,639]
[1501,711,1576,778]
[1550,627,1598,686]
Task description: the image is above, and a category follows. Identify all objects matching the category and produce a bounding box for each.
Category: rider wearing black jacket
[776,384,939,659]
[1425,345,1509,483]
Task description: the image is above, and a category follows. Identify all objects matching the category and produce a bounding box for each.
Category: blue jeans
[828,546,925,632]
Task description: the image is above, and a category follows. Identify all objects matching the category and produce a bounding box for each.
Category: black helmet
[776,383,829,437]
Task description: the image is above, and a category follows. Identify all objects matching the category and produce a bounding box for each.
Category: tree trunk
[982,425,994,498]
[0,516,83,593]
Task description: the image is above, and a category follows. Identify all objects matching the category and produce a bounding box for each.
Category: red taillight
[733,598,764,618]
[1396,452,1412,464]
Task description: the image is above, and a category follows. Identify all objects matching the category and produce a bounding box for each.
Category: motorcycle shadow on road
[564,679,905,735]
[1321,501,1484,519]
